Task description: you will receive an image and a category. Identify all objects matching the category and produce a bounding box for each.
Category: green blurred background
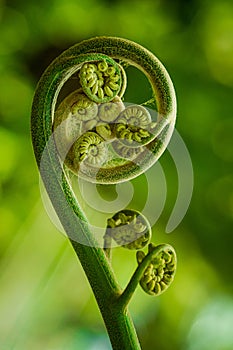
[0,0,233,349]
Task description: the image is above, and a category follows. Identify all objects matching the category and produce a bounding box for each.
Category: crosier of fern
[31,36,177,350]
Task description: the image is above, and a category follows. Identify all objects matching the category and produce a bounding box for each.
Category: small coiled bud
[96,123,114,140]
[72,131,107,167]
[115,105,153,147]
[79,58,123,103]
[104,209,151,250]
[70,91,98,121]
[98,96,125,123]
[137,243,177,296]
[53,89,98,149]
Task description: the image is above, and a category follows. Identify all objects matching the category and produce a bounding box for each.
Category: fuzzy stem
[70,240,141,350]
[116,246,157,310]
[32,135,141,349]
[103,231,113,261]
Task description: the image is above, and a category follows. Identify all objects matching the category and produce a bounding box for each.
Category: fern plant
[31,36,177,349]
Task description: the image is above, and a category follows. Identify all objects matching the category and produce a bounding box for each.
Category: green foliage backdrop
[0,0,232,349]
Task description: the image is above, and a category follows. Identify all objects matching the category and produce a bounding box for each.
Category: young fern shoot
[31,36,177,350]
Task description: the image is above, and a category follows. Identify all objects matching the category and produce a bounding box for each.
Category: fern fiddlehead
[115,105,152,147]
[103,209,152,260]
[79,58,122,103]
[31,36,177,350]
[136,243,177,296]
[117,243,177,311]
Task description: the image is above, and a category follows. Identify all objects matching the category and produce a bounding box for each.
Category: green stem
[70,240,141,350]
[103,231,113,261]
[32,135,141,349]
[116,246,157,310]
